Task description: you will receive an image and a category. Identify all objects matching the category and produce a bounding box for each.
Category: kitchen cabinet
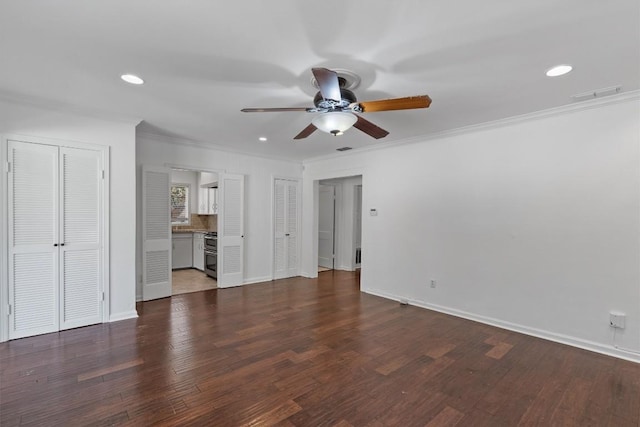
[172,233,193,269]
[197,172,218,215]
[193,232,205,271]
[208,188,218,215]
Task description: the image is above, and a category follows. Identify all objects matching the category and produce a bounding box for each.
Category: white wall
[303,95,640,362]
[0,99,140,338]
[171,169,198,216]
[136,133,303,298]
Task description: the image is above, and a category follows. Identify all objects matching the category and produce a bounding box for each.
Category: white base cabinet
[193,232,205,271]
[172,234,193,269]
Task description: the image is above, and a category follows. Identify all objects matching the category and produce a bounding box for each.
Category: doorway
[318,184,336,272]
[316,176,363,276]
[170,168,217,295]
[142,165,246,301]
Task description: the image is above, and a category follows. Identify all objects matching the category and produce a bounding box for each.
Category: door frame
[301,168,366,278]
[318,183,336,270]
[271,175,302,280]
[0,134,109,343]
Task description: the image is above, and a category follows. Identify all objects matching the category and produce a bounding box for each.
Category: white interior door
[8,141,60,339]
[318,184,335,269]
[142,165,172,300]
[218,173,244,287]
[59,147,103,329]
[274,179,299,279]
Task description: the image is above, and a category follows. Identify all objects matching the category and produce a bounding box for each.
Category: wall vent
[336,147,352,152]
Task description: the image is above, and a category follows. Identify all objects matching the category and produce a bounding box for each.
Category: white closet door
[218,173,244,288]
[59,147,103,330]
[274,179,299,279]
[142,165,172,300]
[8,140,60,339]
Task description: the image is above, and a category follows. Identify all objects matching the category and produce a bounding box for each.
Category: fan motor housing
[314,88,357,110]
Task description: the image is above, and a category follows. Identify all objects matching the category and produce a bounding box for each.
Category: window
[171,183,190,225]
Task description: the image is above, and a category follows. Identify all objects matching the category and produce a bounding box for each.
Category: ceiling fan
[241,68,432,140]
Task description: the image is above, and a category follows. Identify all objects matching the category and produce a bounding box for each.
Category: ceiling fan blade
[358,95,432,113]
[312,68,341,101]
[293,123,318,140]
[353,115,389,139]
[241,107,311,112]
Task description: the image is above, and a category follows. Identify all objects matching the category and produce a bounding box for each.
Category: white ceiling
[1,1,638,161]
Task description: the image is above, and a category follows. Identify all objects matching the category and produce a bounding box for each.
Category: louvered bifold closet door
[142,166,172,301]
[8,141,60,339]
[217,173,244,287]
[285,182,299,277]
[273,180,287,279]
[59,147,103,330]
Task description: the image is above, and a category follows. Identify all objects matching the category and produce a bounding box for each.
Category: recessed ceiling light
[546,65,573,77]
[120,74,144,85]
[258,137,268,142]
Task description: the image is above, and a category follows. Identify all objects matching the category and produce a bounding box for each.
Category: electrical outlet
[430,280,436,288]
[609,312,626,329]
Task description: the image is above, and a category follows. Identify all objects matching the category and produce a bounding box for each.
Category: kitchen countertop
[172,229,211,234]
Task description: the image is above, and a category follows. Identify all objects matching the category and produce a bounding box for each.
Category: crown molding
[136,131,304,165]
[0,90,143,126]
[304,90,640,165]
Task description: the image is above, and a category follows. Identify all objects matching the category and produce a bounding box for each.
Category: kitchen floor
[172,268,217,295]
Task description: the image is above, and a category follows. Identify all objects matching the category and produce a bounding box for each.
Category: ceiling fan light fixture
[312,112,357,136]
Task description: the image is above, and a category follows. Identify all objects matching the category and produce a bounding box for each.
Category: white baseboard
[362,287,640,364]
[243,276,272,285]
[109,311,139,322]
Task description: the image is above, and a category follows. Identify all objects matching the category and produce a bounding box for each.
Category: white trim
[138,131,303,164]
[304,90,640,164]
[101,146,110,324]
[164,163,225,175]
[4,133,110,153]
[244,276,272,285]
[0,135,7,342]
[0,90,142,126]
[109,310,139,322]
[363,287,640,364]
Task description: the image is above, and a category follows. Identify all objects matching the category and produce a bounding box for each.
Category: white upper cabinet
[197,171,218,215]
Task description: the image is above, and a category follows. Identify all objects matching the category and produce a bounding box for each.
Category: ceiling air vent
[336,147,352,152]
[571,86,621,102]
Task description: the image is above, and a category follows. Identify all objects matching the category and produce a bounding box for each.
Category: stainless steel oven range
[204,232,217,279]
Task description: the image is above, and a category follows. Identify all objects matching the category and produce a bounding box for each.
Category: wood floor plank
[77,357,145,382]
[1,271,639,426]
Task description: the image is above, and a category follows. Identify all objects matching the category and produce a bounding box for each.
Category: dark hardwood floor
[1,271,639,426]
